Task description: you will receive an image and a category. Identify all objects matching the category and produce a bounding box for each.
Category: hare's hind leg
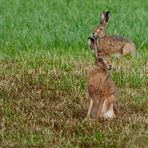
[122,43,136,56]
[96,99,105,118]
[86,98,93,118]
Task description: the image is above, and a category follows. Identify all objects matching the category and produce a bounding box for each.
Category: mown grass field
[0,0,148,147]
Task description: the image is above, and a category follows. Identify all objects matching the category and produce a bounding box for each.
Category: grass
[0,0,148,147]
[0,0,148,57]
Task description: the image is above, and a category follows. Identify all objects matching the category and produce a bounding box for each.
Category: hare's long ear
[94,41,99,60]
[105,11,110,24]
[99,11,110,26]
[100,11,106,25]
[88,37,96,53]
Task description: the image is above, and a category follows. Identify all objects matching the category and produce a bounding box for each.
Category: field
[0,0,148,147]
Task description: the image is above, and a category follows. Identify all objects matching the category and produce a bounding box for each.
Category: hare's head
[88,11,110,53]
[93,11,110,38]
[96,56,112,70]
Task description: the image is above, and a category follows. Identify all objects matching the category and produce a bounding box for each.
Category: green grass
[0,0,148,57]
[0,0,148,147]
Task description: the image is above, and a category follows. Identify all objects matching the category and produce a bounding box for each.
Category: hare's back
[108,35,130,42]
[100,35,133,56]
[102,35,131,47]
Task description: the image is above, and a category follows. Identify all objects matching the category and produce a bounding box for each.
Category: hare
[86,54,119,119]
[88,11,136,57]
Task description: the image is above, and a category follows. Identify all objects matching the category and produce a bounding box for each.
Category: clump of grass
[111,54,147,88]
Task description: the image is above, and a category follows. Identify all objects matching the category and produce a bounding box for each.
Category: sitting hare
[88,11,136,57]
[87,53,119,119]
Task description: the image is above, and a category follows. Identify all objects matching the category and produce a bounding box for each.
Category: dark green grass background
[0,0,148,57]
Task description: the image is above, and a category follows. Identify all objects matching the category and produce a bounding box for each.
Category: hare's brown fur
[88,11,136,57]
[87,57,119,119]
[96,35,136,57]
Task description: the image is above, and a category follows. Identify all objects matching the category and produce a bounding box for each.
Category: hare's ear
[105,11,110,23]
[100,11,106,25]
[88,37,96,53]
[99,11,110,26]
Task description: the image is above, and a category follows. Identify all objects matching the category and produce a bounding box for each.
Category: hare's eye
[98,57,104,62]
[100,27,103,30]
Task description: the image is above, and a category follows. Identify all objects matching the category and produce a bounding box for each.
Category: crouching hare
[87,54,119,119]
[88,11,136,57]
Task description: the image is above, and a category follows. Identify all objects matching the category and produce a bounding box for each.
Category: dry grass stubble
[0,53,148,147]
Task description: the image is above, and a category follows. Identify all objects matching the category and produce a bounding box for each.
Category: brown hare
[87,54,119,119]
[88,11,136,57]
